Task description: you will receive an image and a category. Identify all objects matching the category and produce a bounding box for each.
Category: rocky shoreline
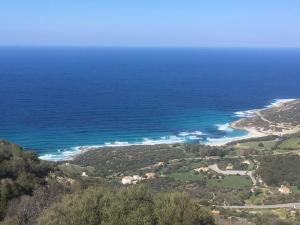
[230,99,300,140]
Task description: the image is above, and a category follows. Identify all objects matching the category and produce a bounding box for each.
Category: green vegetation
[0,140,53,220]
[36,185,215,225]
[0,141,215,225]
[238,140,277,151]
[279,137,300,150]
[58,163,96,177]
[170,172,204,182]
[2,128,300,223]
[217,208,300,225]
[208,176,252,188]
[258,154,300,187]
[72,144,224,177]
[73,145,187,176]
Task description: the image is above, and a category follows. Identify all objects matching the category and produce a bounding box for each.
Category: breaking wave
[234,98,296,119]
[216,123,233,132]
[265,98,296,108]
[234,110,256,118]
[39,133,202,161]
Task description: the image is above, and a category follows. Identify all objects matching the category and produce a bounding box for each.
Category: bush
[0,141,53,220]
[36,185,215,225]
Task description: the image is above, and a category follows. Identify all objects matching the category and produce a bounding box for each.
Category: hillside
[0,141,215,225]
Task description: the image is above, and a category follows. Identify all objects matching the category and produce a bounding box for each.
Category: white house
[121,175,144,185]
[81,171,88,177]
[194,167,210,173]
[121,176,135,184]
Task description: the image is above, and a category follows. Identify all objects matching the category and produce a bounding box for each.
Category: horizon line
[0,45,300,49]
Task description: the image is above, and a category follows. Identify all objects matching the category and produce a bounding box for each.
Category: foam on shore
[216,123,234,132]
[234,110,257,118]
[234,98,296,119]
[265,98,296,108]
[178,131,204,136]
[39,133,200,161]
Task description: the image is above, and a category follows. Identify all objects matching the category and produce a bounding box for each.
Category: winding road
[208,164,257,185]
[221,202,300,209]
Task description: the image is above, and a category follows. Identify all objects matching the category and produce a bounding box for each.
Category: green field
[208,175,252,188]
[169,172,204,182]
[279,137,300,150]
[238,140,277,150]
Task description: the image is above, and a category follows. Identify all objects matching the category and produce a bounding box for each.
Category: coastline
[39,98,299,161]
[206,127,266,146]
[224,98,300,146]
[188,98,299,147]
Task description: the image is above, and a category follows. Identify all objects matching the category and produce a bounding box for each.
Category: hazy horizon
[1,1,300,47]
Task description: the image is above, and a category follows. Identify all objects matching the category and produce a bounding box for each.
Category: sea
[0,47,299,160]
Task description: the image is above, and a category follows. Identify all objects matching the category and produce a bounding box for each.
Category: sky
[0,0,300,47]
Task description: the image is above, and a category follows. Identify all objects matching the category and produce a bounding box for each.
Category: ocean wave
[39,135,187,161]
[234,98,296,119]
[187,135,202,140]
[142,136,185,145]
[103,136,186,146]
[216,123,234,132]
[206,135,248,145]
[39,147,82,161]
[266,98,296,108]
[178,131,204,136]
[39,130,249,161]
[234,110,256,118]
[102,141,131,147]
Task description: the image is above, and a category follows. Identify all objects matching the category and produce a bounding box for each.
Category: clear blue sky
[1,0,300,47]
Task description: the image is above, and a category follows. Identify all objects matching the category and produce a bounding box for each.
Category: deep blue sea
[0,47,299,160]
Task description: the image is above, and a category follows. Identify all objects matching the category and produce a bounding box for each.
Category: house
[278,185,291,194]
[145,172,157,179]
[242,160,251,165]
[132,175,143,181]
[121,175,144,185]
[81,171,88,177]
[226,164,233,170]
[211,209,220,216]
[194,167,210,173]
[121,176,135,185]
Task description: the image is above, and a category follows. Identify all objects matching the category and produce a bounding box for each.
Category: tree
[155,192,214,225]
[36,185,215,225]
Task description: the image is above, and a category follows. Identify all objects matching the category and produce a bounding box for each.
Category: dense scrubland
[2,132,300,224]
[0,141,216,225]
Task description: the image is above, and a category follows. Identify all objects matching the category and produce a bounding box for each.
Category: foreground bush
[0,141,53,220]
[36,185,215,225]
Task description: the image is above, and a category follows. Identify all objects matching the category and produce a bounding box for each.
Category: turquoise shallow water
[0,47,299,160]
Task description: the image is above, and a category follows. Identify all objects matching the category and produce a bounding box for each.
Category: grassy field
[290,186,300,193]
[237,140,277,150]
[169,172,204,182]
[279,137,300,150]
[208,175,252,188]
